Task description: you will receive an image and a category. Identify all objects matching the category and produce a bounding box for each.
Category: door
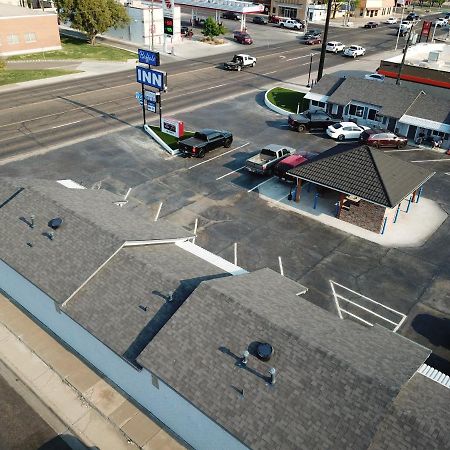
[407,125,417,140]
[387,117,396,132]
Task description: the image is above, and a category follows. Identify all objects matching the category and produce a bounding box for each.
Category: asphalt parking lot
[1,90,449,366]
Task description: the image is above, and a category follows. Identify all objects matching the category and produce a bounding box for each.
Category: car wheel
[297,125,305,132]
[224,138,232,148]
[398,142,407,149]
[353,54,357,58]
[237,66,241,71]
[337,134,345,141]
[198,149,206,158]
[251,62,255,67]
[375,141,380,148]
[280,23,284,27]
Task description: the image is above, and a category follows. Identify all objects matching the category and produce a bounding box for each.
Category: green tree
[202,17,226,38]
[56,0,129,45]
[0,58,6,71]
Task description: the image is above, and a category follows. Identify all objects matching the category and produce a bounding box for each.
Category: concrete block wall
[340,200,386,233]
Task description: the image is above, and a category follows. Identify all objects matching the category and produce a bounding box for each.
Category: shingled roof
[0,179,193,304]
[139,268,430,450]
[288,146,434,208]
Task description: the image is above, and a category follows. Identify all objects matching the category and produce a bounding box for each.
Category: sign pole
[141,84,146,125]
[159,94,162,130]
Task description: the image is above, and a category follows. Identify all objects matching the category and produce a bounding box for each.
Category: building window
[7,34,20,45]
[25,32,37,43]
[348,104,364,117]
[311,100,326,108]
[272,7,276,13]
[431,131,449,140]
[367,109,377,121]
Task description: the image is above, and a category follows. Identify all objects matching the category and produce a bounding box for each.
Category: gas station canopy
[147,0,264,13]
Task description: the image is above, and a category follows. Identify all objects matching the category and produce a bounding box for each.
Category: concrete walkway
[0,293,185,450]
[257,178,447,247]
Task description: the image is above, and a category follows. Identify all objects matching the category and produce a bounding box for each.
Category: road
[0,22,405,161]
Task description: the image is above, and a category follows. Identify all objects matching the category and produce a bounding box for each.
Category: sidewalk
[0,293,185,450]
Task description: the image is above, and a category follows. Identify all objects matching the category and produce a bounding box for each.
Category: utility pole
[396,26,413,85]
[317,0,333,81]
[151,0,154,51]
[395,4,405,51]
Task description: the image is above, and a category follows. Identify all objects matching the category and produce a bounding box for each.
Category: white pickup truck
[279,19,303,30]
[245,144,296,175]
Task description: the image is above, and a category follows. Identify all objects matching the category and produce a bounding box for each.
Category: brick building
[0,4,61,57]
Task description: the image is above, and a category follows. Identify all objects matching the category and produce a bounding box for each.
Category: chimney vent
[256,342,273,361]
[48,217,63,230]
[241,350,249,366]
[167,292,174,302]
[48,232,54,241]
[30,215,35,229]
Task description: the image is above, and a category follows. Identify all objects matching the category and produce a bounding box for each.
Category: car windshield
[349,46,358,50]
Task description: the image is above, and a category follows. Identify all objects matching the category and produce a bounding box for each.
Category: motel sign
[136,66,165,91]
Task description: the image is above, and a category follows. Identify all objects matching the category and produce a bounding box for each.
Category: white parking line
[285,55,310,61]
[248,176,275,193]
[384,148,419,153]
[216,165,246,180]
[275,193,290,202]
[51,120,84,129]
[410,159,450,163]
[188,142,249,170]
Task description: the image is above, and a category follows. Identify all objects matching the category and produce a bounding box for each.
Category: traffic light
[164,17,174,36]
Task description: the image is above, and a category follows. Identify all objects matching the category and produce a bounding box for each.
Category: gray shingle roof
[139,268,430,450]
[369,374,450,450]
[404,93,450,124]
[324,78,424,119]
[0,179,192,304]
[288,145,434,208]
[308,74,345,96]
[64,244,229,364]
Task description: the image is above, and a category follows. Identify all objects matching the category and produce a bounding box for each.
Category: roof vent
[268,367,276,385]
[256,342,274,362]
[428,51,440,62]
[48,217,63,230]
[30,214,35,229]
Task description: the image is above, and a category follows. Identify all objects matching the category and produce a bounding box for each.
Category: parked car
[406,12,419,22]
[326,41,345,53]
[233,31,253,45]
[399,20,413,31]
[279,18,303,30]
[360,129,408,148]
[268,15,289,24]
[385,17,398,24]
[179,129,233,158]
[245,144,295,175]
[364,73,385,82]
[305,36,322,45]
[364,21,379,28]
[288,110,341,132]
[223,54,256,71]
[435,17,448,27]
[274,154,308,181]
[252,16,268,24]
[343,45,366,57]
[326,122,370,141]
[304,29,321,39]
[222,11,241,20]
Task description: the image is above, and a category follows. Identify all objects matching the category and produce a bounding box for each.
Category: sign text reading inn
[136,66,165,90]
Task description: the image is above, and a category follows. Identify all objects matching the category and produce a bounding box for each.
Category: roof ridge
[366,147,394,207]
[403,90,427,117]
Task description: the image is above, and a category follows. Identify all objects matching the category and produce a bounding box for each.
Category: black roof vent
[48,217,63,230]
[256,343,273,362]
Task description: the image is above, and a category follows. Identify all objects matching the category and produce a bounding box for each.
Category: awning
[304,93,329,103]
[399,114,450,134]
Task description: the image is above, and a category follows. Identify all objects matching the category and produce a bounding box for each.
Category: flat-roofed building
[0,3,61,57]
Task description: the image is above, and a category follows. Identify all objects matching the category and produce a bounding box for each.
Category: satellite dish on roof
[48,217,63,230]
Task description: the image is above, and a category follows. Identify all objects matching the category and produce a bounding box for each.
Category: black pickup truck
[179,129,233,158]
[288,110,341,132]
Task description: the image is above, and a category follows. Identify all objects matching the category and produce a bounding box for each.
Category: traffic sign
[136,66,165,91]
[138,49,160,66]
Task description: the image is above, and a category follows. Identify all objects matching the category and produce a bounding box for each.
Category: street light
[307,53,313,87]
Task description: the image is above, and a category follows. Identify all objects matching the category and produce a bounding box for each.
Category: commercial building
[270,0,306,21]
[305,75,450,148]
[358,0,395,18]
[1,178,449,449]
[378,42,450,89]
[0,3,61,57]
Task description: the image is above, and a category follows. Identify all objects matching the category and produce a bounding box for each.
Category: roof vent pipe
[241,350,249,366]
[268,367,276,385]
[48,232,54,241]
[30,214,35,229]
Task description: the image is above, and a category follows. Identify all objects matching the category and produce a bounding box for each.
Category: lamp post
[150,0,154,51]
[395,4,405,51]
[307,53,313,87]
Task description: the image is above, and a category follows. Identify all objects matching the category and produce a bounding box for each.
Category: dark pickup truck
[179,129,233,158]
[288,110,341,132]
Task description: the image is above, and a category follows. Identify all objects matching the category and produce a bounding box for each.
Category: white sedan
[385,17,398,24]
[435,18,448,27]
[326,41,346,53]
[343,45,366,58]
[327,122,370,141]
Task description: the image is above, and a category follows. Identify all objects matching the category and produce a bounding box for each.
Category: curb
[143,124,180,156]
[264,87,310,116]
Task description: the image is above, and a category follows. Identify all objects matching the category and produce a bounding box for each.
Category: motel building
[287,145,435,235]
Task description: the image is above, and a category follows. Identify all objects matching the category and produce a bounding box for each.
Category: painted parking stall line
[216,165,246,180]
[410,159,450,163]
[248,176,276,193]
[188,142,249,170]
